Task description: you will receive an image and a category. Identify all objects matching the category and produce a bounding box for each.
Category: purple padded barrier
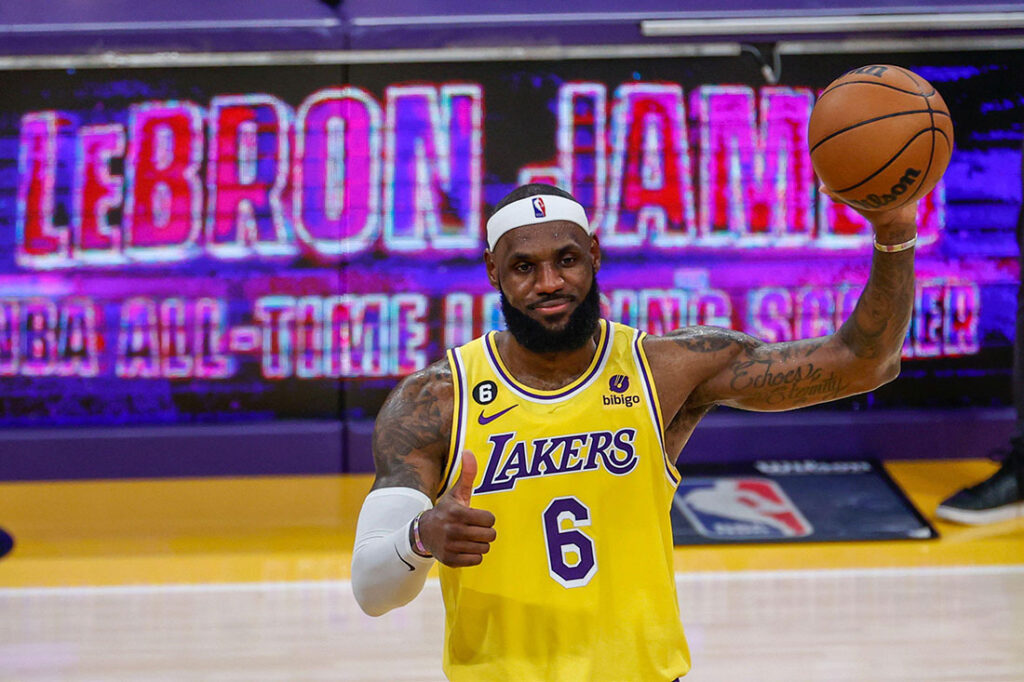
[0,408,1012,480]
[345,409,1017,474]
[0,421,344,481]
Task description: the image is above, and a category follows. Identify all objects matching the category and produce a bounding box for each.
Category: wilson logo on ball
[849,167,921,210]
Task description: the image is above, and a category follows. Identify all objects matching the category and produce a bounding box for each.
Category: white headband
[485,194,591,250]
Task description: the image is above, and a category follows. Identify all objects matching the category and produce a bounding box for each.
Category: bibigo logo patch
[603,375,639,407]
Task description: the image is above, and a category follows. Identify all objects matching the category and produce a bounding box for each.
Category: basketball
[808,64,953,212]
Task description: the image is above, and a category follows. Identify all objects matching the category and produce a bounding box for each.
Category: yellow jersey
[439,319,690,681]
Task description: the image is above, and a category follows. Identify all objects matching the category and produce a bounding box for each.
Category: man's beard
[500,277,601,353]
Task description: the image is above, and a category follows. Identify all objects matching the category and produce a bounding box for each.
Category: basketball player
[352,183,920,680]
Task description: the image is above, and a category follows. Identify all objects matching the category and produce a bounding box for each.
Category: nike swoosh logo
[478,404,518,425]
[395,545,414,572]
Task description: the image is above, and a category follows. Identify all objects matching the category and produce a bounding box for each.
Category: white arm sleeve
[351,487,435,617]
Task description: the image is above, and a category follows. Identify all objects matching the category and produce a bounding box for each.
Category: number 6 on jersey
[542,496,597,588]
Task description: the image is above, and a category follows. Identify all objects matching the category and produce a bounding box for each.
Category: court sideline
[2,567,1022,681]
[0,459,1022,680]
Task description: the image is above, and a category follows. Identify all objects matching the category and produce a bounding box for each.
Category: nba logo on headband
[531,197,546,218]
[486,193,591,249]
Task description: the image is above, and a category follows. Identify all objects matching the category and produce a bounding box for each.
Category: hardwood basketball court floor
[0,459,1022,680]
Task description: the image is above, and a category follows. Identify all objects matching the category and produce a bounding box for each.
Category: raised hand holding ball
[808,64,953,212]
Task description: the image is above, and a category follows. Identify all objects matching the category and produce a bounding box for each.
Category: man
[936,142,1024,525]
[352,183,919,680]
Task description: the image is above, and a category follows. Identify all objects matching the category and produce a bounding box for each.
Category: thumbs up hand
[415,451,497,567]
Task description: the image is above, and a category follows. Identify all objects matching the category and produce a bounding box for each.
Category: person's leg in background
[936,141,1024,525]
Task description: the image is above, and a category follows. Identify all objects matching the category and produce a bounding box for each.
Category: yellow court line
[0,460,1021,587]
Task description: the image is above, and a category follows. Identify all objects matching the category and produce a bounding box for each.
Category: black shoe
[0,526,12,559]
[936,438,1024,525]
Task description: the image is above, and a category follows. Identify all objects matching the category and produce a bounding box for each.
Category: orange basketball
[808,64,953,212]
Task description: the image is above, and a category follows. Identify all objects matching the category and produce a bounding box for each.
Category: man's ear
[484,249,500,290]
[590,235,601,273]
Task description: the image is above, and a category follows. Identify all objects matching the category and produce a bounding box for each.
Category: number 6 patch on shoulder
[472,380,497,405]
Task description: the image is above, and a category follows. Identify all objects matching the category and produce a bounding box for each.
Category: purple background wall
[0,1,1020,479]
[2,0,1022,55]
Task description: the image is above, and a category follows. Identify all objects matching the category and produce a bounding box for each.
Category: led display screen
[0,52,1019,426]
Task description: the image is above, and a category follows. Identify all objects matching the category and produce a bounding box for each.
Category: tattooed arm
[351,359,455,615]
[370,358,454,496]
[353,358,492,614]
[648,200,918,434]
[370,358,497,568]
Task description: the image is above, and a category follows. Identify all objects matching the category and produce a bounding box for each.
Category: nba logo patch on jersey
[673,478,813,539]
[532,197,546,217]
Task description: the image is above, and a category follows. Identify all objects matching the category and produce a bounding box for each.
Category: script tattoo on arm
[724,337,853,409]
[671,328,859,412]
[370,359,453,496]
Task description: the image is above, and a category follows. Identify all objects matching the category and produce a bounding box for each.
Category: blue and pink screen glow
[0,56,1019,425]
